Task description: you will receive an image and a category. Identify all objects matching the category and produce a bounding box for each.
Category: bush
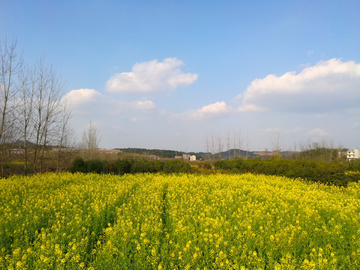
[69,157,86,173]
[211,157,352,186]
[214,160,234,170]
[113,159,132,175]
[163,160,192,173]
[131,159,151,174]
[203,162,212,170]
[86,159,103,174]
[69,157,196,175]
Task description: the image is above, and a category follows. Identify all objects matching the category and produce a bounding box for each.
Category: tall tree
[0,38,23,176]
[237,129,243,159]
[17,66,35,174]
[81,121,101,160]
[54,98,74,172]
[227,128,231,160]
[31,59,65,173]
[217,134,223,160]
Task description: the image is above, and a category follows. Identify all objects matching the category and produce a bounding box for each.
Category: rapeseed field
[1,172,360,269]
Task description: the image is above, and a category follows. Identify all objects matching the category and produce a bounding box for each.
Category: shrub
[113,159,132,175]
[212,157,353,186]
[214,160,234,170]
[86,159,103,174]
[203,162,212,170]
[69,157,86,173]
[163,160,192,173]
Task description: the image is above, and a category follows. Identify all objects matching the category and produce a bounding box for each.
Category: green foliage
[113,159,132,175]
[69,157,86,173]
[347,160,360,171]
[131,159,159,173]
[214,157,355,187]
[163,160,192,173]
[68,156,359,186]
[288,147,340,162]
[86,159,103,174]
[202,162,212,170]
[69,158,194,175]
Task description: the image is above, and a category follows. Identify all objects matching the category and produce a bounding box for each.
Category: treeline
[214,158,360,186]
[69,157,198,174]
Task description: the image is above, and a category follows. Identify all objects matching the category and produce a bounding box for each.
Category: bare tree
[237,129,243,159]
[30,59,65,173]
[81,121,101,159]
[54,99,75,172]
[0,38,22,140]
[217,134,223,160]
[245,132,250,160]
[226,128,231,160]
[233,129,237,159]
[272,134,282,158]
[205,134,210,160]
[17,66,35,174]
[0,38,23,176]
[0,37,73,176]
[211,132,215,161]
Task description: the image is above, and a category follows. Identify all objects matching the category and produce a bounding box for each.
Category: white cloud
[305,128,328,136]
[188,101,231,120]
[65,88,103,105]
[106,58,198,93]
[169,101,231,121]
[238,59,360,113]
[238,104,265,112]
[64,89,156,117]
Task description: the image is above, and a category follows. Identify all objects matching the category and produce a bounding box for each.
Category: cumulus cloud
[171,101,231,121]
[237,58,360,113]
[64,89,156,117]
[65,88,103,105]
[193,101,228,114]
[106,58,198,93]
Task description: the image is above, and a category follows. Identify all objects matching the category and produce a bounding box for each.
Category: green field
[1,173,360,269]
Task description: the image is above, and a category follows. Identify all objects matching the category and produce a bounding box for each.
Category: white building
[182,154,196,161]
[347,149,360,161]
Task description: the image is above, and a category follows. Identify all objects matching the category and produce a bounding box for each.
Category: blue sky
[1,0,359,152]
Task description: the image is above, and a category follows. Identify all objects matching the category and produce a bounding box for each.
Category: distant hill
[114,147,275,160]
[106,146,346,163]
[115,148,202,159]
[13,140,37,147]
[199,149,260,160]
